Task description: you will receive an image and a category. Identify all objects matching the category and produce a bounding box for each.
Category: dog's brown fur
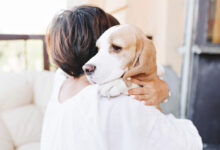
[122,26,160,111]
[123,27,158,86]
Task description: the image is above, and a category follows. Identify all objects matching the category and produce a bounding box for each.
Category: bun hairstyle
[46,5,120,77]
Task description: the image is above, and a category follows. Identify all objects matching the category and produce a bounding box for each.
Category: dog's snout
[83,64,96,75]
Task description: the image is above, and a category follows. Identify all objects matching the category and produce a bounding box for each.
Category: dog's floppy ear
[123,28,157,85]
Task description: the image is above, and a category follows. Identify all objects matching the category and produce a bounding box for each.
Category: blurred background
[0,0,220,149]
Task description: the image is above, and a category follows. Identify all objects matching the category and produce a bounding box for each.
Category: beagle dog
[82,24,164,97]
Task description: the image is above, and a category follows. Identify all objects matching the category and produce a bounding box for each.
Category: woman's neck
[71,75,90,86]
[59,75,90,103]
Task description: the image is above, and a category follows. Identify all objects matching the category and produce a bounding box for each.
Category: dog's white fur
[84,24,163,97]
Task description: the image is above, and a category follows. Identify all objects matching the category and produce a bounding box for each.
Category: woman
[41,5,202,150]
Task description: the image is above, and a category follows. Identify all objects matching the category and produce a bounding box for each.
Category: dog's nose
[82,64,96,75]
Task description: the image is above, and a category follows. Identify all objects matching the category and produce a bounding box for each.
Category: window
[207,0,220,44]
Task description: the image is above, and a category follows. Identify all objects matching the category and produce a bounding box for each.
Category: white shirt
[40,69,202,150]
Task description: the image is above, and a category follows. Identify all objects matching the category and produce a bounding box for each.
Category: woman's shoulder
[55,68,67,79]
[101,94,155,109]
[78,84,161,120]
[100,94,161,121]
[49,68,67,100]
[53,68,67,85]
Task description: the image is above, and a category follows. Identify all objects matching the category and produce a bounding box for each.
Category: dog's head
[83,24,157,85]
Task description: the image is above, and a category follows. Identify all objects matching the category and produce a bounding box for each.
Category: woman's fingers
[130,78,154,89]
[135,95,150,101]
[130,78,145,86]
[145,100,155,105]
[128,87,149,95]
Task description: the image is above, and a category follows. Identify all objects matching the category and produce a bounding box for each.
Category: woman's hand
[128,77,169,110]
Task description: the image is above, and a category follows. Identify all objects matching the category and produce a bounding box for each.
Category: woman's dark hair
[46,5,120,77]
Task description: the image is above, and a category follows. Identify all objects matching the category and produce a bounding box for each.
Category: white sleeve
[106,97,202,150]
[146,113,203,150]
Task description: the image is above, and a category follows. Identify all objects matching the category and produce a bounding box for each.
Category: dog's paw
[98,79,128,97]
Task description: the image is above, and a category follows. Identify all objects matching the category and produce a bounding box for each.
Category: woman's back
[41,69,202,150]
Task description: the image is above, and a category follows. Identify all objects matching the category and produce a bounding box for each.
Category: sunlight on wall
[0,0,67,34]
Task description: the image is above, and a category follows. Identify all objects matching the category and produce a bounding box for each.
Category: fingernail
[127,77,131,81]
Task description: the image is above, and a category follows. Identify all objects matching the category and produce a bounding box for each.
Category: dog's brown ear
[123,29,157,84]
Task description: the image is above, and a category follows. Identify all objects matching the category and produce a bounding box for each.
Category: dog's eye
[112,44,122,51]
